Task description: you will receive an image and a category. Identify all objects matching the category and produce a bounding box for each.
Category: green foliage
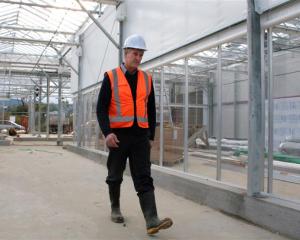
[9,104,28,115]
[34,103,59,112]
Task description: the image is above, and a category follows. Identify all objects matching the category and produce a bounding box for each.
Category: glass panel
[72,96,78,144]
[163,60,185,169]
[270,18,300,202]
[220,37,248,188]
[150,67,161,165]
[87,91,95,148]
[93,88,106,151]
[186,48,218,179]
[79,88,106,151]
[82,93,88,147]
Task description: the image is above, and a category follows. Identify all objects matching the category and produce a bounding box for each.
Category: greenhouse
[0,1,300,239]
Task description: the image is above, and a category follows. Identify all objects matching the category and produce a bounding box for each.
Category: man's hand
[105,133,120,148]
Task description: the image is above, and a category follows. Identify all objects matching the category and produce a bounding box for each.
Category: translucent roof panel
[0,0,115,56]
[0,0,117,99]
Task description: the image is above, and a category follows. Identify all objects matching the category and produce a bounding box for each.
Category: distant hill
[0,99,23,107]
[0,99,73,116]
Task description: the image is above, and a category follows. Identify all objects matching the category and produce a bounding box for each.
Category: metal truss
[0,0,118,100]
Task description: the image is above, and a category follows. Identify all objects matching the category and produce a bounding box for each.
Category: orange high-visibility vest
[106,67,152,128]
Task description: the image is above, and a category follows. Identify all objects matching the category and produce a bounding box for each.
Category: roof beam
[52,46,78,75]
[0,36,78,46]
[0,0,100,14]
[0,66,59,72]
[0,82,70,89]
[0,24,75,35]
[0,60,59,66]
[0,70,70,77]
[0,52,57,58]
[80,0,119,5]
[76,0,120,49]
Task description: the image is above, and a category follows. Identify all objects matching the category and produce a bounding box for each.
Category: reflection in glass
[268,18,300,202]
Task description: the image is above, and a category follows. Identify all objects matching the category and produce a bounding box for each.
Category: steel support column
[247,0,264,196]
[208,75,214,137]
[183,57,189,172]
[31,93,36,134]
[233,72,238,138]
[119,20,123,65]
[267,28,274,193]
[261,29,266,193]
[216,45,222,181]
[159,67,165,166]
[57,61,63,146]
[46,76,50,139]
[1,103,5,121]
[37,76,42,137]
[203,86,209,133]
[76,35,84,147]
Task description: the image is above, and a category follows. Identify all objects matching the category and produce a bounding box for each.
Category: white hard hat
[123,34,147,51]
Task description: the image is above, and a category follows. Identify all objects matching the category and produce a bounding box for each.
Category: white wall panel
[273,52,300,98]
[222,106,234,138]
[71,6,119,93]
[70,47,79,93]
[72,0,296,92]
[236,80,249,102]
[255,0,289,14]
[72,0,294,92]
[237,104,248,138]
[124,0,247,62]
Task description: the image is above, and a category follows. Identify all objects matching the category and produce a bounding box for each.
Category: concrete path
[0,143,291,240]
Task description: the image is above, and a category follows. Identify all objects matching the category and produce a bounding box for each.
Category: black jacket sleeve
[147,80,156,140]
[96,73,112,137]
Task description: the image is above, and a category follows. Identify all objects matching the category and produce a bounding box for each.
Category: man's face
[124,48,144,71]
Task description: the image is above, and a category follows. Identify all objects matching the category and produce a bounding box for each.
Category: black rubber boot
[109,185,124,223]
[139,191,173,235]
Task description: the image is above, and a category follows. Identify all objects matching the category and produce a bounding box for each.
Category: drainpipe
[116,1,126,65]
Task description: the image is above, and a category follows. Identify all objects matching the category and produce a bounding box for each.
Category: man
[96,34,173,235]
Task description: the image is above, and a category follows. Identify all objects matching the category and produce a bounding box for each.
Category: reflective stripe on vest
[107,67,151,128]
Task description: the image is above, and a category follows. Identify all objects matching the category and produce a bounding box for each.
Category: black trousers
[106,132,154,196]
